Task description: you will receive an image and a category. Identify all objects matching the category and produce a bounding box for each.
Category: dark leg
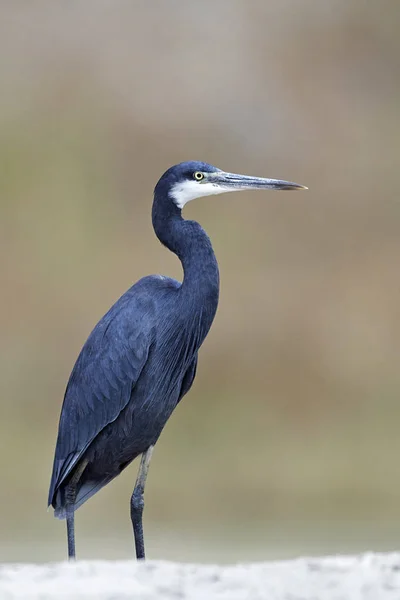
[66,503,76,561]
[64,459,88,561]
[131,445,154,560]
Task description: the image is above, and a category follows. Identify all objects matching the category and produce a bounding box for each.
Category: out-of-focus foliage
[1,1,400,562]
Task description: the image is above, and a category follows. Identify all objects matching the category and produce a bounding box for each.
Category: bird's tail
[52,475,115,519]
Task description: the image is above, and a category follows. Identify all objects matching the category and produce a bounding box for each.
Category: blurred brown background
[1,1,400,563]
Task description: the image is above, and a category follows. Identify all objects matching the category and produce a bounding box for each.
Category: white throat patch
[170,180,232,209]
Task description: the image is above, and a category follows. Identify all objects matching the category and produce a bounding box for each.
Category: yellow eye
[193,171,204,181]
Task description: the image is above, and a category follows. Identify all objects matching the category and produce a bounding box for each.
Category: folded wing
[48,286,154,507]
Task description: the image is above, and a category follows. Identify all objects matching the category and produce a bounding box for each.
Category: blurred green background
[1,1,400,563]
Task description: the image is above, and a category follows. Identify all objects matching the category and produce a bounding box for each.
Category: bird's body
[48,161,305,560]
[49,220,218,517]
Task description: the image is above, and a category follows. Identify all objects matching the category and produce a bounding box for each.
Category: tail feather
[48,453,81,508]
[53,475,115,519]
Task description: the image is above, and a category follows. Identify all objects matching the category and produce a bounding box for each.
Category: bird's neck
[152,194,219,323]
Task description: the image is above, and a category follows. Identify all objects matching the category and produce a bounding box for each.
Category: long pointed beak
[208,171,307,191]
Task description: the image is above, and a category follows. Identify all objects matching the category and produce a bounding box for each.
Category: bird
[48,160,306,561]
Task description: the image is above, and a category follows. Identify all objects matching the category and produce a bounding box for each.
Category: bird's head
[155,161,307,209]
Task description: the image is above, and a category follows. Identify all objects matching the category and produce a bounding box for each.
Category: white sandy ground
[1,552,400,600]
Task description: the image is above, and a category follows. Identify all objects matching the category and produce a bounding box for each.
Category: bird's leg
[64,459,88,561]
[65,503,76,561]
[131,445,154,560]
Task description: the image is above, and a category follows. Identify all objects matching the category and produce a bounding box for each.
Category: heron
[48,161,306,561]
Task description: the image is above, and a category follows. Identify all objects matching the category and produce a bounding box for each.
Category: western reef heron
[48,161,306,560]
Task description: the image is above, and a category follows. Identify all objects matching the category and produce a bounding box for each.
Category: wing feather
[48,282,155,506]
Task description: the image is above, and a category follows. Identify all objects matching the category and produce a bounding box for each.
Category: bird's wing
[48,284,155,506]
